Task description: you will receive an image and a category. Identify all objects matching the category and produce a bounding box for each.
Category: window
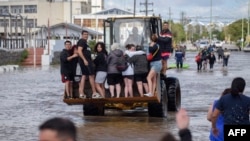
[81,2,90,14]
[74,19,81,26]
[0,6,9,14]
[0,19,9,27]
[82,19,91,27]
[11,5,23,14]
[10,19,22,27]
[91,19,96,28]
[24,5,37,13]
[98,19,103,27]
[26,19,37,28]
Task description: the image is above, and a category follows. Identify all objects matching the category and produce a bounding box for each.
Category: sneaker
[144,93,153,97]
[92,93,102,99]
[79,94,86,99]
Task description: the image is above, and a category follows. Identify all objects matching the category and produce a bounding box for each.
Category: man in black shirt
[60,40,78,99]
[157,22,172,76]
[77,30,99,98]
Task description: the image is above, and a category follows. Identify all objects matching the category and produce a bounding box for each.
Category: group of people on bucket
[195,46,230,71]
[60,21,173,99]
[38,76,250,141]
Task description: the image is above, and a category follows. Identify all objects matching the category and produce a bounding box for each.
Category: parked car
[215,41,224,48]
[198,41,209,49]
[243,44,250,52]
[222,44,240,51]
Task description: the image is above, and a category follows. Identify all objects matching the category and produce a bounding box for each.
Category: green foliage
[20,49,28,63]
[225,19,248,42]
[212,30,225,41]
[170,22,186,44]
[88,40,96,53]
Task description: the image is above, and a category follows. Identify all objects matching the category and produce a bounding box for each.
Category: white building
[0,0,104,38]
[0,0,104,49]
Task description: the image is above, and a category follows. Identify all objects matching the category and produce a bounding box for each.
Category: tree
[212,29,224,41]
[171,22,186,44]
[224,19,248,42]
[88,40,96,54]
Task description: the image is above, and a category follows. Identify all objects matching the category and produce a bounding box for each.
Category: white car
[243,44,250,52]
[215,41,223,48]
[198,41,209,49]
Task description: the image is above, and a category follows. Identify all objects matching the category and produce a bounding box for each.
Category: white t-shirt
[122,50,145,76]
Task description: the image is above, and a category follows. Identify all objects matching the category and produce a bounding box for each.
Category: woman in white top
[122,44,145,97]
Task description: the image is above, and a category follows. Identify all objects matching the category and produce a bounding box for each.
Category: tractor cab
[103,16,162,52]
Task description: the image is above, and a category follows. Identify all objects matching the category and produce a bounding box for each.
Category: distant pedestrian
[201,47,209,70]
[216,47,224,63]
[175,46,185,69]
[195,52,202,71]
[222,48,230,68]
[207,88,231,141]
[208,52,216,71]
[211,77,250,136]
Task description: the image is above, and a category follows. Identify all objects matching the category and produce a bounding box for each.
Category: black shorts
[107,73,123,85]
[134,73,148,83]
[61,74,74,83]
[79,59,95,75]
[123,75,134,80]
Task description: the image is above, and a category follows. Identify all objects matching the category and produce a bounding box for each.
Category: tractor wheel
[83,104,104,116]
[165,77,181,111]
[148,79,168,117]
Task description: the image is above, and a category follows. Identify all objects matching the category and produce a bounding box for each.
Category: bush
[19,49,28,63]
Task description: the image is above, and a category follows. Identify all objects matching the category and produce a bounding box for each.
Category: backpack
[195,55,201,62]
[116,54,129,72]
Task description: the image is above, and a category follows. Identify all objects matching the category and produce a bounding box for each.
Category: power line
[139,0,153,16]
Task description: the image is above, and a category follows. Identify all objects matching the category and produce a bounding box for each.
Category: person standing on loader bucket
[157,22,173,76]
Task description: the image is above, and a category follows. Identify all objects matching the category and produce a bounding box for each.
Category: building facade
[0,0,104,49]
[73,8,134,40]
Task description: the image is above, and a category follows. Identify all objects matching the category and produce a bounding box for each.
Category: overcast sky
[104,0,249,24]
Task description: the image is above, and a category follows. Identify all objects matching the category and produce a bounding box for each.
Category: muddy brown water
[0,51,249,141]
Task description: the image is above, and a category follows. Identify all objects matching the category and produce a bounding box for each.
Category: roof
[93,8,133,15]
[48,22,103,35]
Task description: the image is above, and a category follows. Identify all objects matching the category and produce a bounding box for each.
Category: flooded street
[0,51,250,141]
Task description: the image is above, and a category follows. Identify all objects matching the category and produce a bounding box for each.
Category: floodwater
[0,51,250,141]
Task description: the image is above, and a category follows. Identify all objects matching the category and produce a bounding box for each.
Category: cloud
[104,0,249,23]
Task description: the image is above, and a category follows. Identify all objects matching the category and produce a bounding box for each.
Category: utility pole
[209,0,213,44]
[92,0,101,41]
[133,0,136,17]
[242,18,244,49]
[47,0,54,55]
[70,0,72,24]
[247,0,250,45]
[167,7,172,30]
[140,0,153,17]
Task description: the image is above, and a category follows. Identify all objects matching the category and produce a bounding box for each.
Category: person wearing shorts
[77,30,98,99]
[93,42,108,98]
[60,40,78,99]
[129,45,149,97]
[144,35,162,97]
[157,22,172,75]
[106,43,124,98]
